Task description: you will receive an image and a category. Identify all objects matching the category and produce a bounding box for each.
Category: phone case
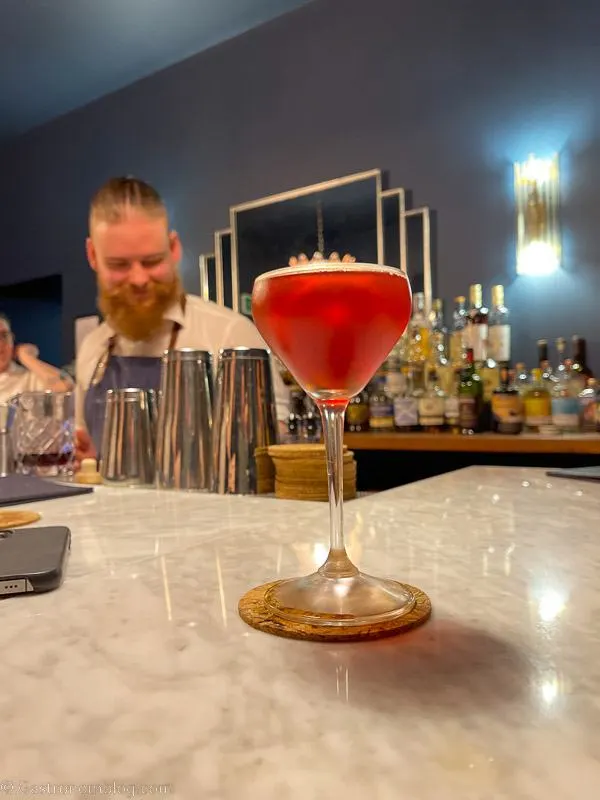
[0,526,71,595]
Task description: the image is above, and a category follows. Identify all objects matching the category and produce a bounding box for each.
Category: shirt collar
[163,299,186,327]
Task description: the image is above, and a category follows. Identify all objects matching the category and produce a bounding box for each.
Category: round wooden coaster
[0,510,41,529]
[238,580,432,643]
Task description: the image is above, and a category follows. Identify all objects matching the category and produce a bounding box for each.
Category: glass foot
[264,569,416,627]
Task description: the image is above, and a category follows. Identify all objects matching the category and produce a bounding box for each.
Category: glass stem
[317,400,358,579]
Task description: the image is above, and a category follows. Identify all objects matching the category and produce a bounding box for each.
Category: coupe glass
[251,262,414,626]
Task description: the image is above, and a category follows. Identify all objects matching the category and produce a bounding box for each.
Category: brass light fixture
[514,154,560,276]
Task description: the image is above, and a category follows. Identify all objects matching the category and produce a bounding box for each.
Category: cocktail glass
[251,262,413,626]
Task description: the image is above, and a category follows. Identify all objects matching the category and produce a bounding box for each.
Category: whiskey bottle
[523,369,552,432]
[579,378,598,433]
[514,362,530,395]
[554,338,567,380]
[444,368,461,434]
[428,299,447,362]
[571,336,593,389]
[458,348,483,434]
[368,376,395,432]
[393,367,419,431]
[491,367,523,434]
[537,338,549,367]
[551,361,581,433]
[418,368,446,432]
[487,285,510,367]
[346,390,370,432]
[465,284,488,366]
[449,295,468,369]
[287,385,306,441]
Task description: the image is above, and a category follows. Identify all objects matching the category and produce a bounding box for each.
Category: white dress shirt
[0,362,46,402]
[75,294,289,429]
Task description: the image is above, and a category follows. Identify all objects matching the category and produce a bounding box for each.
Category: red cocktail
[252,264,411,400]
[246,262,418,631]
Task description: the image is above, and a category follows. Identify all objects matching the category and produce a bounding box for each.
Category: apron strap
[89,293,187,388]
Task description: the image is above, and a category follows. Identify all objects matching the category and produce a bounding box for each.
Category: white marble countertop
[1,466,599,799]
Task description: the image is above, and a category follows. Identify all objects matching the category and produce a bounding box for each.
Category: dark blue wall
[0,276,63,366]
[1,0,600,370]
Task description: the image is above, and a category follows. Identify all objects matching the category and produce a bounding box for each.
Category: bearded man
[76,176,288,462]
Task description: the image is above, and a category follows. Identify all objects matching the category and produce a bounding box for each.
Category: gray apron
[84,315,182,458]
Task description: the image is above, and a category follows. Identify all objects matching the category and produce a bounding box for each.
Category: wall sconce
[514,154,560,276]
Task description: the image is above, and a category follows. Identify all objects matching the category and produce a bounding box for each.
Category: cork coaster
[239,580,431,643]
[0,510,41,529]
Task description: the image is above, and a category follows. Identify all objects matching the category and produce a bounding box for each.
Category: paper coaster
[239,580,432,643]
[0,511,41,529]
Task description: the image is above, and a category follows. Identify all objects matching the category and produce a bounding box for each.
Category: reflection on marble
[1,467,600,798]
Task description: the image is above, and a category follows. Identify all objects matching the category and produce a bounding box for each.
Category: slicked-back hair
[89,176,167,230]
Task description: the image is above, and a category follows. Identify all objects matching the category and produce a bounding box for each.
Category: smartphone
[0,526,70,596]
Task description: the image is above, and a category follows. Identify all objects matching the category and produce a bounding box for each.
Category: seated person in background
[76,176,289,462]
[0,315,73,402]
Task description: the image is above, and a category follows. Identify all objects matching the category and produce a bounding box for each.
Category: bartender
[76,176,289,461]
[0,315,73,401]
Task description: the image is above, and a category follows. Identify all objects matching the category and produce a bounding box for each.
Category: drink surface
[252,264,412,400]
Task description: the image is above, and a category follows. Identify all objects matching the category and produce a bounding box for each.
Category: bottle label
[393,397,418,427]
[466,324,488,361]
[480,367,501,402]
[524,396,552,426]
[444,395,459,420]
[488,325,511,363]
[492,394,523,423]
[369,415,394,429]
[418,397,445,426]
[369,400,394,429]
[459,396,478,429]
[347,401,369,426]
[552,397,581,428]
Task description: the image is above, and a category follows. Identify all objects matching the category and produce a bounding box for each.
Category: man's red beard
[98,276,182,341]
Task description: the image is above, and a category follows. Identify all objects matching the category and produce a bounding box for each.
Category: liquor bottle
[444,370,461,434]
[523,369,552,433]
[487,285,510,367]
[579,378,598,433]
[465,283,488,366]
[393,367,419,431]
[551,361,582,433]
[287,385,306,441]
[302,398,321,441]
[346,390,370,432]
[554,338,567,380]
[540,360,554,384]
[408,292,430,361]
[458,348,483,434]
[368,375,395,432]
[514,362,530,395]
[428,299,447,362]
[537,338,549,367]
[418,368,446,433]
[491,367,523,434]
[449,296,468,369]
[571,336,593,389]
[382,347,405,398]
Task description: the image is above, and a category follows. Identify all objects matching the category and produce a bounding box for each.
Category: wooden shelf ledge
[343,432,600,455]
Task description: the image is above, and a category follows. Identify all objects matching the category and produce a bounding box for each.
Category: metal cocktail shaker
[154,349,213,491]
[100,389,157,485]
[212,347,278,494]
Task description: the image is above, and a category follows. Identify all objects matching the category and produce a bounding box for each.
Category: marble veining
[0,467,599,799]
